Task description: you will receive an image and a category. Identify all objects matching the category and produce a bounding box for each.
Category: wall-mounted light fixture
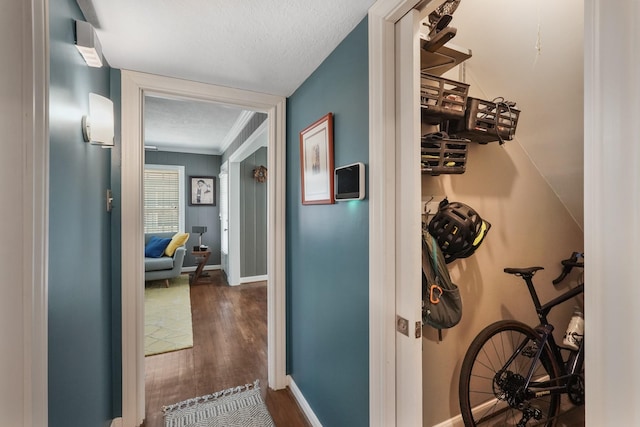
[75,20,103,68]
[82,93,114,147]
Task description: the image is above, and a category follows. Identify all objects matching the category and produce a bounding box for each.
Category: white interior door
[219,166,229,276]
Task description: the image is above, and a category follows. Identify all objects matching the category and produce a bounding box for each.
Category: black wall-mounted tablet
[335,162,365,201]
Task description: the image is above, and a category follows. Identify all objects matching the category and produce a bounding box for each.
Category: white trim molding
[240,274,269,284]
[368,1,418,426]
[287,376,323,427]
[239,275,268,284]
[219,110,256,154]
[121,70,287,426]
[20,0,49,425]
[180,264,221,273]
[583,0,640,424]
[226,121,268,287]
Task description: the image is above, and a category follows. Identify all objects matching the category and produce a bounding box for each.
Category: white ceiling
[79,0,376,97]
[143,95,253,155]
[78,0,376,155]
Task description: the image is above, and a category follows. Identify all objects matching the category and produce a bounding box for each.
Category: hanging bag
[422,231,462,331]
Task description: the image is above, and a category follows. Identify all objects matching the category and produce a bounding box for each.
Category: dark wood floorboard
[143,272,310,427]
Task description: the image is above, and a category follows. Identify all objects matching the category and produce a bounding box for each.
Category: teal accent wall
[48,0,114,425]
[240,147,268,277]
[286,17,369,426]
[145,151,222,267]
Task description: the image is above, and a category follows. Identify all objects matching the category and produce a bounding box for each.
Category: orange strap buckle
[429,284,443,304]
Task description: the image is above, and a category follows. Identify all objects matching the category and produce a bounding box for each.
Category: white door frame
[368,2,424,425]
[13,0,49,425]
[219,162,229,277]
[120,70,287,426]
[226,120,268,286]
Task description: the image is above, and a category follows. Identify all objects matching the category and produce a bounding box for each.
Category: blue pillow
[144,236,172,258]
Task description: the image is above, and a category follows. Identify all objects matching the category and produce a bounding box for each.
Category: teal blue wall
[286,17,369,426]
[49,0,115,425]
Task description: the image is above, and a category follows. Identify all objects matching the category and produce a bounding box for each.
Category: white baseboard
[431,413,464,427]
[287,375,323,427]
[181,264,221,273]
[240,274,268,284]
[110,417,123,427]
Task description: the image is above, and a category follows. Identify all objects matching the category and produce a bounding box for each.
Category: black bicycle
[458,252,584,426]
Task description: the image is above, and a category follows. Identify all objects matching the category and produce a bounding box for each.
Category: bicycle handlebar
[552,252,584,285]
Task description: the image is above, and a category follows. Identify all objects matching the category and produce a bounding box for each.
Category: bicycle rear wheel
[459,320,561,426]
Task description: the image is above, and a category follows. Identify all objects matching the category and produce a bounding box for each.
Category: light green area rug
[145,275,193,356]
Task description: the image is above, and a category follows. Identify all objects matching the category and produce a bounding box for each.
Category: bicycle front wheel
[459,320,561,426]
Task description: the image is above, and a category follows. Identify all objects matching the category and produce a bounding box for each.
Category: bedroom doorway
[120,70,287,425]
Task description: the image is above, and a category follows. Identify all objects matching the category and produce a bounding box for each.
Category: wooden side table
[190,250,211,284]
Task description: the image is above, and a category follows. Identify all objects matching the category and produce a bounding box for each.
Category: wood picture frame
[299,113,334,205]
[189,176,216,206]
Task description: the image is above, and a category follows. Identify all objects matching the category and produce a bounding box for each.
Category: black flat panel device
[334,162,365,201]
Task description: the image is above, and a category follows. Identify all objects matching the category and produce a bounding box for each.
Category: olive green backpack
[422,231,462,333]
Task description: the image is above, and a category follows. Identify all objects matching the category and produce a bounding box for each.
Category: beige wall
[421,139,584,425]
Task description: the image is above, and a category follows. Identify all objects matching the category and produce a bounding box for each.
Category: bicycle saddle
[503,266,544,276]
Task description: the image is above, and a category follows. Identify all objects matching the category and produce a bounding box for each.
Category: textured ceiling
[81,0,377,97]
[143,95,251,155]
[78,0,375,155]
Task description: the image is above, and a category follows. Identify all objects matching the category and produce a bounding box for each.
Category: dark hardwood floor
[143,272,310,427]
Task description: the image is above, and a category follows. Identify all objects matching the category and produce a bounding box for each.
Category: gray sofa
[144,232,186,286]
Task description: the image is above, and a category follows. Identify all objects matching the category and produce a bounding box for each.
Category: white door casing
[120,70,287,426]
[219,162,229,276]
[226,120,268,286]
[368,1,426,425]
[394,8,423,427]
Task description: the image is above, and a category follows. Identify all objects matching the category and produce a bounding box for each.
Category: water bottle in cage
[562,307,584,350]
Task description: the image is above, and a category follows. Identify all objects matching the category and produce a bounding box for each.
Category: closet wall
[420,2,584,425]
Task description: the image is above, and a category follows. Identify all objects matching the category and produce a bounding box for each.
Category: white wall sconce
[75,20,103,68]
[83,93,114,147]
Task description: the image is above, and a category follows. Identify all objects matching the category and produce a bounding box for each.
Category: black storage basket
[420,73,469,124]
[453,97,520,144]
[421,134,469,175]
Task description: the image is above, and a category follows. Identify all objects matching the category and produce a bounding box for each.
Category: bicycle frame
[518,272,585,396]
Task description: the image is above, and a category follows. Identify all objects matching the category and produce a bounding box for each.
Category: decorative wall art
[253,165,268,183]
[299,113,334,205]
[189,176,215,206]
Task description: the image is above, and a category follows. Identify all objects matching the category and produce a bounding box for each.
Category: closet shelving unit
[419,28,473,176]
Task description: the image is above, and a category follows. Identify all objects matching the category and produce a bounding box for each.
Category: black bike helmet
[427,199,491,263]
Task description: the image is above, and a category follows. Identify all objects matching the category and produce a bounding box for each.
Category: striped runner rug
[163,380,274,427]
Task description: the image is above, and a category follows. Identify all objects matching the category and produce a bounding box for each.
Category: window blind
[144,168,180,233]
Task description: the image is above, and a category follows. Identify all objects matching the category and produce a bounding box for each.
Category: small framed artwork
[299,112,334,205]
[190,176,216,206]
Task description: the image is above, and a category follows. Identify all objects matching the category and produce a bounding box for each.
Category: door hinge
[415,321,422,339]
